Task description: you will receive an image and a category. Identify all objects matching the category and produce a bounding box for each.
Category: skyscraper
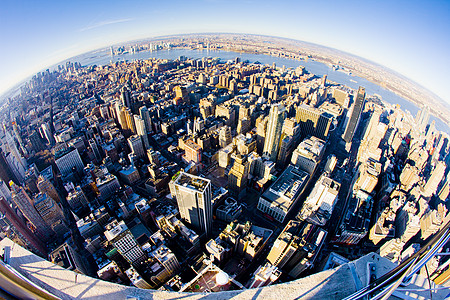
[415,105,430,133]
[0,196,47,256]
[263,104,286,161]
[133,115,150,150]
[342,87,365,143]
[37,175,61,203]
[34,193,67,237]
[10,183,53,240]
[295,104,333,140]
[139,106,152,134]
[121,87,132,109]
[128,135,145,158]
[170,172,212,236]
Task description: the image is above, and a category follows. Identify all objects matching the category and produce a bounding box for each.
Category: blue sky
[1,0,449,104]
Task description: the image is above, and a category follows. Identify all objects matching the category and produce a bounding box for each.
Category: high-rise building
[332,190,373,245]
[10,183,53,240]
[37,175,61,203]
[0,196,47,255]
[263,104,286,161]
[184,139,202,164]
[257,165,309,223]
[266,220,327,278]
[0,148,18,184]
[295,105,333,140]
[128,135,145,159]
[104,220,147,266]
[29,131,46,153]
[41,123,55,145]
[34,193,67,236]
[49,243,88,274]
[218,126,232,148]
[415,105,430,133]
[54,147,84,177]
[297,174,340,226]
[291,136,326,175]
[134,115,150,150]
[342,87,365,143]
[170,172,212,236]
[139,106,153,134]
[228,155,250,200]
[121,87,132,109]
[422,161,446,198]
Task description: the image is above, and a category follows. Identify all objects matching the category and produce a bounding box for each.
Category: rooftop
[174,172,210,192]
[261,165,309,211]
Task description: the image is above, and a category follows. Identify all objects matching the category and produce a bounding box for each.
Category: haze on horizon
[1,0,449,105]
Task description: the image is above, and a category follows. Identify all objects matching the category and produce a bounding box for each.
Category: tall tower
[415,105,430,133]
[139,106,152,134]
[10,183,53,240]
[170,172,212,236]
[37,175,61,203]
[34,193,67,237]
[133,115,150,150]
[343,87,365,143]
[121,87,132,109]
[263,104,286,161]
[0,196,47,256]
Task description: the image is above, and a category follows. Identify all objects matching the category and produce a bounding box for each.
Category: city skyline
[1,0,450,106]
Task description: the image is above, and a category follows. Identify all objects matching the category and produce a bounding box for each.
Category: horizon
[0,32,447,108]
[1,1,449,105]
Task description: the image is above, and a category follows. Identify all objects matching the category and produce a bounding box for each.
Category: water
[70,48,449,133]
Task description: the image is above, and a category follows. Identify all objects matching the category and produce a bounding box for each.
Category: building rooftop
[174,172,210,192]
[261,165,309,212]
[104,220,129,241]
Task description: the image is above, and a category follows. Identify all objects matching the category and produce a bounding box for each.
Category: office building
[332,190,373,245]
[415,105,430,133]
[352,158,382,194]
[184,139,202,164]
[37,175,60,203]
[228,155,250,200]
[219,126,232,148]
[342,87,365,143]
[49,243,88,274]
[263,104,286,161]
[134,115,150,150]
[266,220,327,278]
[54,147,84,177]
[297,174,340,226]
[128,135,145,159]
[0,196,47,255]
[295,105,333,140]
[104,220,147,266]
[120,87,132,109]
[67,186,89,212]
[170,172,212,236]
[257,165,309,223]
[139,106,152,134]
[0,148,19,184]
[10,183,53,240]
[291,136,325,175]
[247,262,281,289]
[422,161,446,197]
[34,193,67,236]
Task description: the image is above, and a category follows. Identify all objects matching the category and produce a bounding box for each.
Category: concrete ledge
[0,238,396,299]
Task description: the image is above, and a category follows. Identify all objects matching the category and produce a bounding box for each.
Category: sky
[0,0,449,104]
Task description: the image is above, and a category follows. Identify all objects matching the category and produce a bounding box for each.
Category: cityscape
[0,33,450,299]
